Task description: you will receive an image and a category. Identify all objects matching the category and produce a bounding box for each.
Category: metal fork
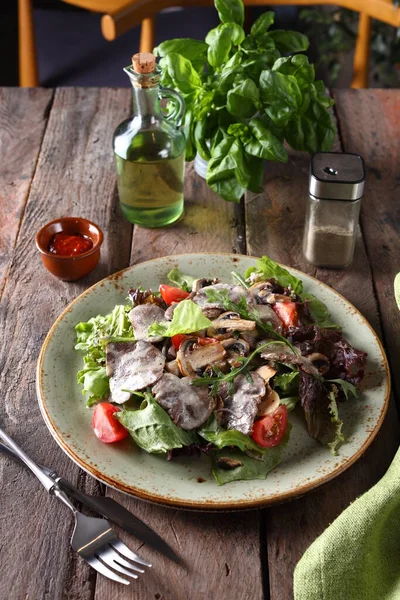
[0,427,151,585]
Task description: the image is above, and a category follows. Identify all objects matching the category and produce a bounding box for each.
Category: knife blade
[0,439,181,564]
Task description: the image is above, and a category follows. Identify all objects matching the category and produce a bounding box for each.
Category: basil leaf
[153,38,208,72]
[230,141,264,193]
[267,30,309,53]
[116,394,198,453]
[147,300,212,338]
[227,79,260,118]
[286,100,335,153]
[194,119,211,160]
[273,54,315,90]
[244,255,304,293]
[208,176,245,203]
[162,53,202,94]
[246,118,288,162]
[251,11,275,36]
[182,107,196,161]
[214,0,244,27]
[207,137,236,184]
[260,70,303,127]
[207,23,245,68]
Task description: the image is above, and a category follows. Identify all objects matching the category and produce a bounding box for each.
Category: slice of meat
[153,373,216,430]
[106,341,165,404]
[128,304,166,343]
[192,283,250,311]
[219,372,266,434]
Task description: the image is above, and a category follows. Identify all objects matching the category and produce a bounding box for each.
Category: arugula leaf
[244,255,303,293]
[328,380,358,400]
[211,425,291,485]
[214,0,244,27]
[116,393,198,453]
[302,292,340,329]
[167,268,196,292]
[198,415,266,455]
[147,300,212,338]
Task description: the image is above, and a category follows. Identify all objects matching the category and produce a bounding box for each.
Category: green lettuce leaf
[115,393,198,453]
[211,425,291,485]
[147,300,212,338]
[302,292,340,329]
[279,396,299,412]
[198,415,266,456]
[167,268,196,292]
[244,255,303,293]
[326,390,345,454]
[328,379,358,400]
[75,305,134,405]
[273,371,299,394]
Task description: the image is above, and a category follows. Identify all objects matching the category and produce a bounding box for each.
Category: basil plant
[154,0,335,203]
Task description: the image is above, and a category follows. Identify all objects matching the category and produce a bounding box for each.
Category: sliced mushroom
[306,352,330,375]
[211,312,256,332]
[128,304,166,343]
[221,338,250,367]
[216,457,243,470]
[128,288,167,309]
[257,389,280,417]
[165,359,182,377]
[164,302,178,321]
[106,341,165,403]
[176,337,226,377]
[202,307,224,320]
[192,278,219,293]
[219,372,266,434]
[249,282,292,305]
[153,373,216,429]
[255,365,277,383]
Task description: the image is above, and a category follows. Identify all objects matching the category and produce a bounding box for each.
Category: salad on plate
[75,256,366,485]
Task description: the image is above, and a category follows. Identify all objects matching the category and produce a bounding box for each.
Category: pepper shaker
[303,152,365,268]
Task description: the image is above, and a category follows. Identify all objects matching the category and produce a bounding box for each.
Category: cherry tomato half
[159,284,190,305]
[251,405,288,448]
[171,335,217,350]
[273,301,299,329]
[171,334,189,350]
[92,403,128,444]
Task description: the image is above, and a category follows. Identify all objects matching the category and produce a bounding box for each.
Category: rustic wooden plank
[95,165,264,600]
[244,95,400,599]
[333,89,400,409]
[0,88,53,297]
[0,88,133,600]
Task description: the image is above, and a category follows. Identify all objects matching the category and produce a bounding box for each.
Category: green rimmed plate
[36,253,390,510]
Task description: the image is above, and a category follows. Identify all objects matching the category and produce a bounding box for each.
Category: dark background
[0,2,299,87]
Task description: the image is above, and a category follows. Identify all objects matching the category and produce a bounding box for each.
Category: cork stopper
[132,52,156,74]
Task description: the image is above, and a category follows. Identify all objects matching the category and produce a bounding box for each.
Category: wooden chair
[19,0,400,88]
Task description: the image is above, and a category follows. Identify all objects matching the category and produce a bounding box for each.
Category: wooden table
[1,87,399,600]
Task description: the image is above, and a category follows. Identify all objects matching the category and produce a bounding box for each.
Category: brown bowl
[36,217,103,281]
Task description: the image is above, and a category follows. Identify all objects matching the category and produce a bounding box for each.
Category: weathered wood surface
[0,88,399,600]
[0,88,53,297]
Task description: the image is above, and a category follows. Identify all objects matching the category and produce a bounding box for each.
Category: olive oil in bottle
[113,53,186,228]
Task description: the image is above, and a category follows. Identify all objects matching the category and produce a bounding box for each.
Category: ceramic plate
[36,253,390,510]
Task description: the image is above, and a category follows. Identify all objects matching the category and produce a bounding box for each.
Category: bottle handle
[159,87,185,128]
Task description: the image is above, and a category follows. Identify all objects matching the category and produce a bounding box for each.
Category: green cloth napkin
[294,446,400,600]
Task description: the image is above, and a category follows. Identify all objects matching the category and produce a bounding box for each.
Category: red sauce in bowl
[48,232,93,256]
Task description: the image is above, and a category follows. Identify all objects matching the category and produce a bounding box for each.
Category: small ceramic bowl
[36,217,103,281]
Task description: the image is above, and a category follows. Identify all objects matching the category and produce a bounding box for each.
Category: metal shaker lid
[309,152,365,200]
